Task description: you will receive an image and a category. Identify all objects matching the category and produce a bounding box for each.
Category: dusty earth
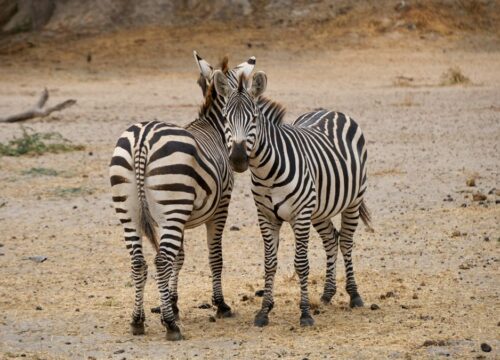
[0,21,499,360]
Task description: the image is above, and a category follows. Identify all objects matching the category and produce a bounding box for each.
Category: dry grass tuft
[440,67,470,86]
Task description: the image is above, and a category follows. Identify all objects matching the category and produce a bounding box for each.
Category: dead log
[0,88,76,123]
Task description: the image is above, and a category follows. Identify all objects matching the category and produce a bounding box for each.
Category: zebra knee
[131,257,147,274]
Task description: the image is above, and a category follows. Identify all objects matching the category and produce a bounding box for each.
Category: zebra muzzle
[229,142,249,173]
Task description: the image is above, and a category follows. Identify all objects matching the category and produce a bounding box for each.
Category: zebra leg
[125,227,148,335]
[340,205,364,308]
[169,243,184,321]
[206,216,232,318]
[292,215,314,326]
[254,212,281,327]
[313,220,339,304]
[155,223,184,341]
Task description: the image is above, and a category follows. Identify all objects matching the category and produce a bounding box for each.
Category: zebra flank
[109,53,256,340]
[215,70,371,327]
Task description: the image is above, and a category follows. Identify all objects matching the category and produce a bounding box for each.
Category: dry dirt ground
[0,26,499,359]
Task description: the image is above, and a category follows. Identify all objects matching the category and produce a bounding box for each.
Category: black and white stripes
[214,70,371,327]
[109,53,255,340]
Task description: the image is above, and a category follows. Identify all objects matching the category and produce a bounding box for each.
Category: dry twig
[0,88,76,123]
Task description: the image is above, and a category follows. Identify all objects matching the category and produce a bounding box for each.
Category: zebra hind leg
[169,244,184,321]
[339,206,364,308]
[114,205,148,335]
[155,225,184,341]
[206,219,233,318]
[313,220,339,304]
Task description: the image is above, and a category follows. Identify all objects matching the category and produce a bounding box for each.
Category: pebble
[198,303,211,309]
[313,309,320,315]
[370,304,380,310]
[241,295,249,301]
[230,225,240,231]
[114,349,125,354]
[208,315,216,323]
[472,193,487,201]
[480,343,491,352]
[36,306,43,311]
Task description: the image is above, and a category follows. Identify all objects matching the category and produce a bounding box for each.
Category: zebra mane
[257,96,286,125]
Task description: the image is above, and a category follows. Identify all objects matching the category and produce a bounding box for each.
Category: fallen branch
[0,88,76,123]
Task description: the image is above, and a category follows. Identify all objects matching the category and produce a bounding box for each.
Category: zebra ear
[251,71,267,98]
[213,70,231,98]
[235,56,256,79]
[193,50,213,80]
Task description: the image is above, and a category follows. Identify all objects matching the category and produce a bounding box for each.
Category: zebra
[109,53,256,340]
[213,71,372,327]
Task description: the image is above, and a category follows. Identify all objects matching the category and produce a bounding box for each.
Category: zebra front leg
[206,218,232,318]
[313,220,339,304]
[340,206,364,308]
[292,215,314,326]
[169,244,184,320]
[155,225,184,341]
[254,213,281,327]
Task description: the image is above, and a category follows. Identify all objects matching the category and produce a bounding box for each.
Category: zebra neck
[249,115,280,181]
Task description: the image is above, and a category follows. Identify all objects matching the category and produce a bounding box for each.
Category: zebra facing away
[109,53,256,340]
[213,71,372,327]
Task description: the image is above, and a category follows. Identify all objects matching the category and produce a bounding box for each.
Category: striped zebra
[213,71,372,327]
[109,53,256,340]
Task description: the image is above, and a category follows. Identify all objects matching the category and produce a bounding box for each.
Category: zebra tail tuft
[140,202,159,252]
[359,199,374,232]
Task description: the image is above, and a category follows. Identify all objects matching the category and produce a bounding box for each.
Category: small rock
[25,256,47,263]
[36,306,43,311]
[198,303,211,309]
[230,225,240,231]
[401,304,409,309]
[150,306,161,313]
[65,342,71,345]
[114,349,125,355]
[423,340,446,347]
[0,243,3,247]
[466,178,476,187]
[483,236,490,242]
[75,308,80,312]
[313,309,320,315]
[460,203,467,207]
[289,326,295,331]
[451,230,462,238]
[412,294,418,299]
[370,304,380,310]
[480,343,492,352]
[241,295,249,302]
[255,289,265,297]
[208,315,216,323]
[88,151,93,156]
[472,193,487,201]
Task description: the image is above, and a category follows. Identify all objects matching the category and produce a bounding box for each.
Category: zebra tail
[359,199,374,231]
[136,144,159,253]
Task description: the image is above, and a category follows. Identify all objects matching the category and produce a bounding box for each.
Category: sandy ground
[0,28,499,359]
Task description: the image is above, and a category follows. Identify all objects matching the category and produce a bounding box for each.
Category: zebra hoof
[165,323,183,341]
[300,313,315,327]
[166,329,183,341]
[254,312,269,327]
[130,321,145,335]
[216,303,233,318]
[349,294,364,308]
[320,294,333,304]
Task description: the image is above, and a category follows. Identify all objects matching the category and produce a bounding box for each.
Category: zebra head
[193,51,256,97]
[213,70,268,173]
